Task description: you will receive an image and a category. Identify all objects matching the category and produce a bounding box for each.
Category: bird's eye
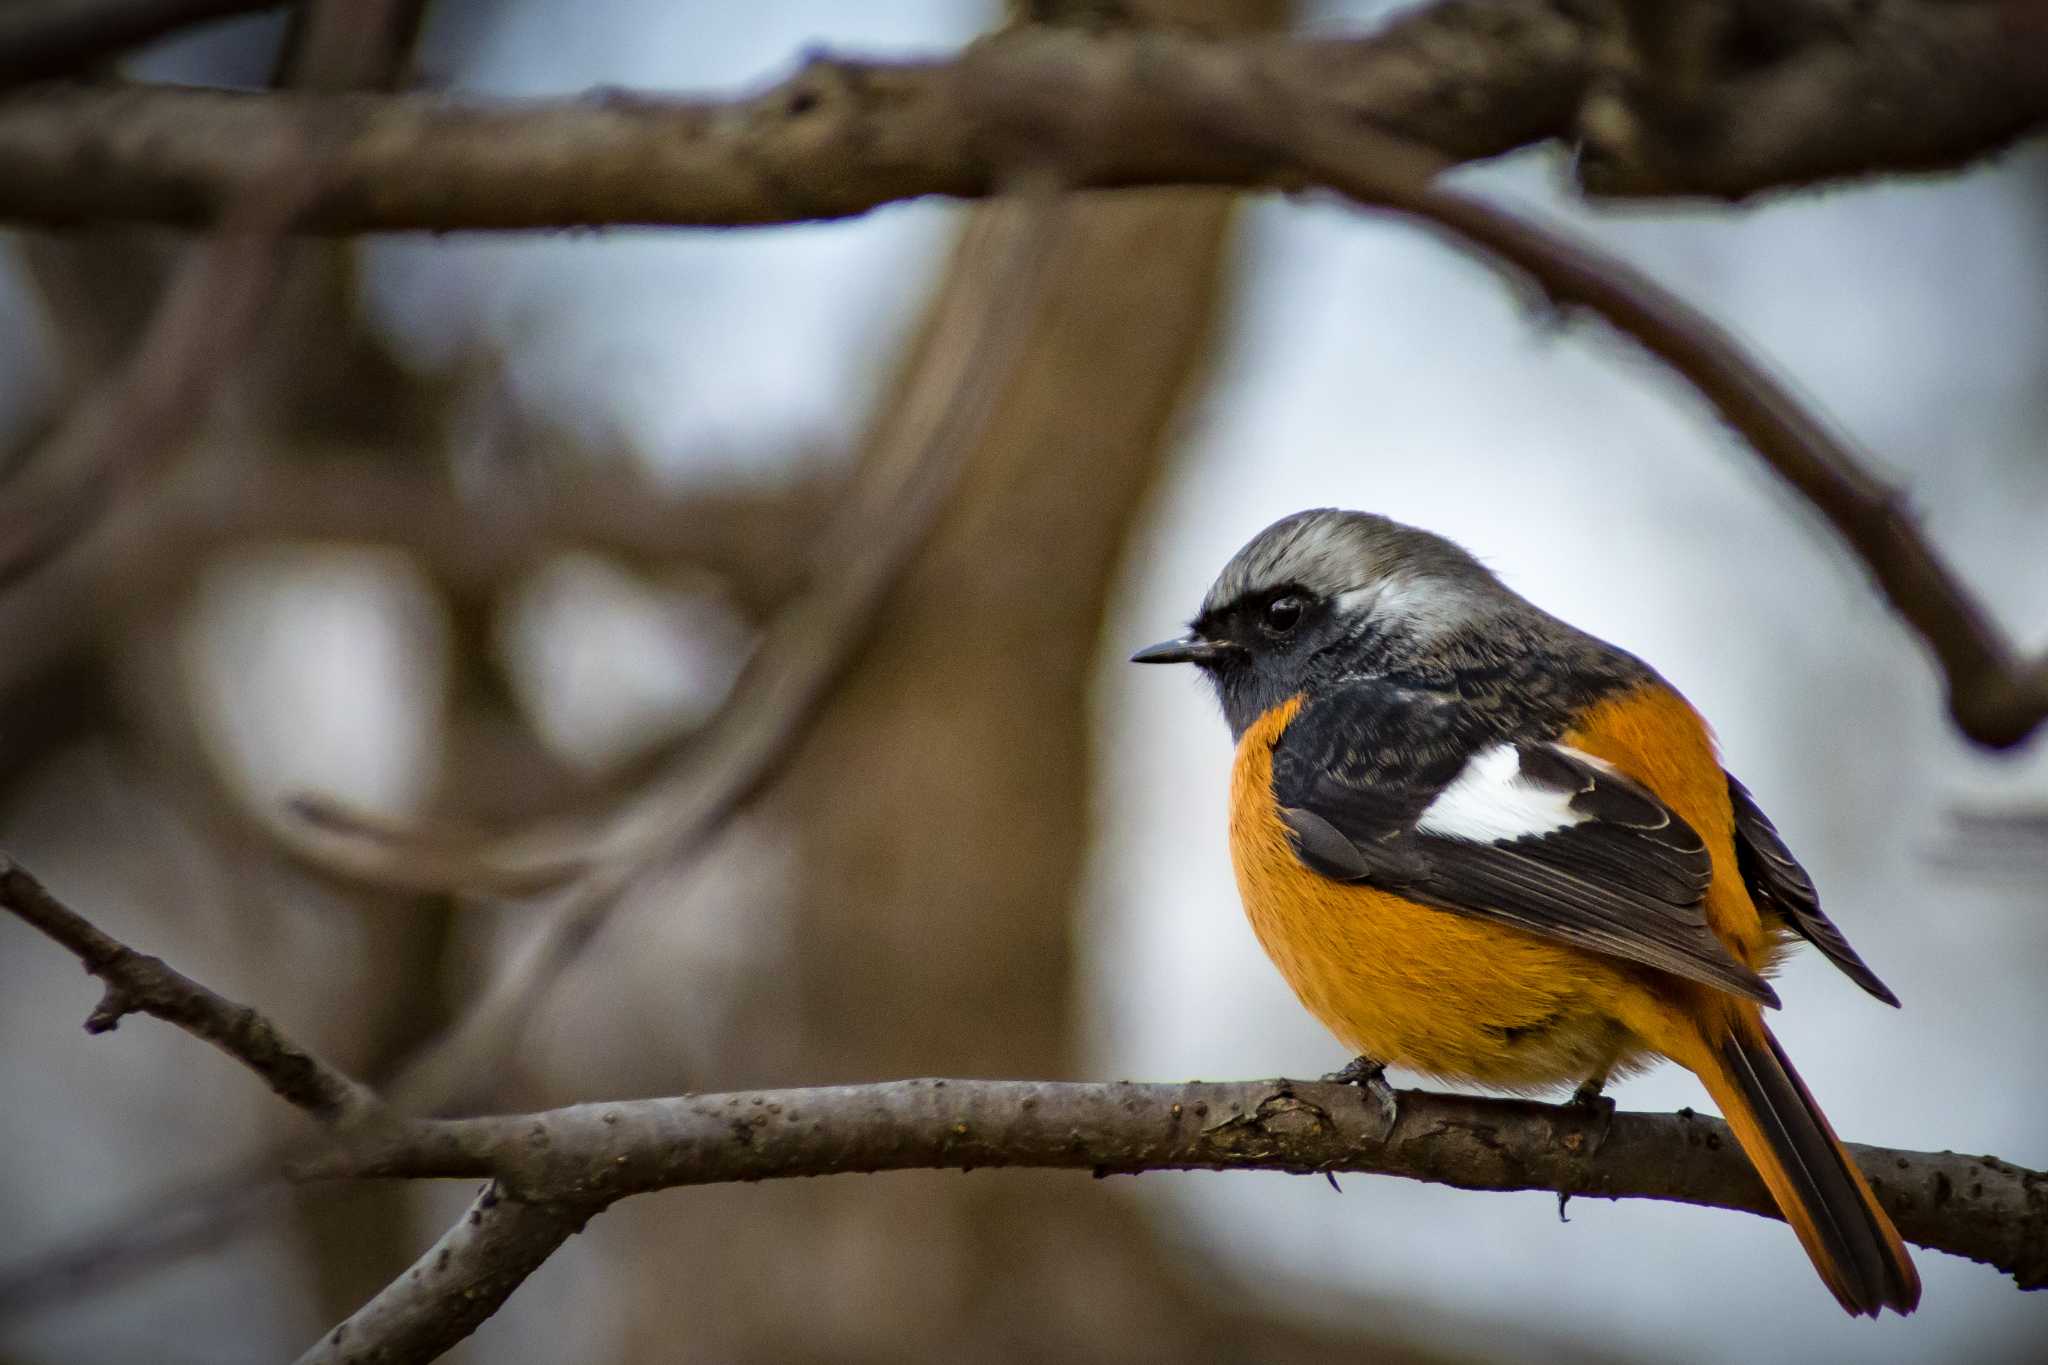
[1261,594,1305,637]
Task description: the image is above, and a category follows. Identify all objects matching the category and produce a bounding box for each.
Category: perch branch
[3,855,2041,1361]
[290,1077,2045,1362]
[307,1078,2048,1287]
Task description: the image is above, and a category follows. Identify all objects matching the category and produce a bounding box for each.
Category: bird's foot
[1322,1054,1398,1138]
[1566,1077,1616,1155]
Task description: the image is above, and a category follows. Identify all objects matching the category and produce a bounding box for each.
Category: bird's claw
[1566,1078,1616,1156]
[1323,1054,1398,1138]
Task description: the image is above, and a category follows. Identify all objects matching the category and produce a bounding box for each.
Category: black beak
[1130,635,1236,666]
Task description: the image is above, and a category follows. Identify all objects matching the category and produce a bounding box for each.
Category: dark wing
[1270,687,1778,1006]
[1727,774,1899,1007]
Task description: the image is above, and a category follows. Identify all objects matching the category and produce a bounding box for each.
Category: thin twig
[0,856,377,1124]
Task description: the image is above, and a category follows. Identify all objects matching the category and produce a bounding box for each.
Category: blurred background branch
[304,187,1071,1117]
[0,0,2043,233]
[0,165,311,588]
[3,2,2043,750]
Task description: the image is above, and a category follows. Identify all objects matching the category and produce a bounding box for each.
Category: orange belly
[1227,686,1773,1090]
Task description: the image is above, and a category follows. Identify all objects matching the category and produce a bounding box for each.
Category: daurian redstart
[1133,508,1918,1317]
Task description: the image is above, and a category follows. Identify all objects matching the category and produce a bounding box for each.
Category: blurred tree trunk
[590,2,1458,1358]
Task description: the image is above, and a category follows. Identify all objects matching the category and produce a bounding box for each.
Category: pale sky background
[3,1,2045,1361]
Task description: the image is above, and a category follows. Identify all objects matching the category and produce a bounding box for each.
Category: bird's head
[1132,508,1513,738]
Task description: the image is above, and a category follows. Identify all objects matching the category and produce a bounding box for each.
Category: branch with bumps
[3,859,2043,1365]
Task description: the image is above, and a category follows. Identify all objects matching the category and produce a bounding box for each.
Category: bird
[1131,507,1919,1317]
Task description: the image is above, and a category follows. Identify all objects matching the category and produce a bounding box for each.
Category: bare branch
[295,1182,592,1365]
[1215,109,2048,747]
[1578,0,2048,201]
[0,0,281,88]
[0,856,377,1124]
[6,869,2042,1356]
[4,5,1583,230]
[285,1077,2045,1364]
[1,2,2043,234]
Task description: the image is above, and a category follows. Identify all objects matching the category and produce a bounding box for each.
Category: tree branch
[0,856,378,1124]
[0,167,312,587]
[1220,108,2048,747]
[0,18,1551,230]
[5,854,2043,1361]
[1577,0,2048,200]
[282,188,1068,895]
[0,1,2042,235]
[295,1182,592,1365]
[4,7,2042,745]
[286,1077,2044,1363]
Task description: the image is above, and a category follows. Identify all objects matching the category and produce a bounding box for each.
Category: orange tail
[1682,1017,1920,1316]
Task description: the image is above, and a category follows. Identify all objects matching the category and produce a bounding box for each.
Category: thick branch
[1,2,2044,235]
[1578,0,2048,200]
[1,5,1585,231]
[0,856,376,1124]
[299,1079,2048,1292]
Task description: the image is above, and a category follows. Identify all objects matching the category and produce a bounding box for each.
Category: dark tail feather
[1701,1022,1921,1316]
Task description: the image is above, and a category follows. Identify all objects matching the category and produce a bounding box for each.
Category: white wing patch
[1416,743,1587,844]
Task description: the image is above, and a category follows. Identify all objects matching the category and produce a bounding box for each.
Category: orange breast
[1225,682,1777,1088]
[1227,697,1649,1089]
